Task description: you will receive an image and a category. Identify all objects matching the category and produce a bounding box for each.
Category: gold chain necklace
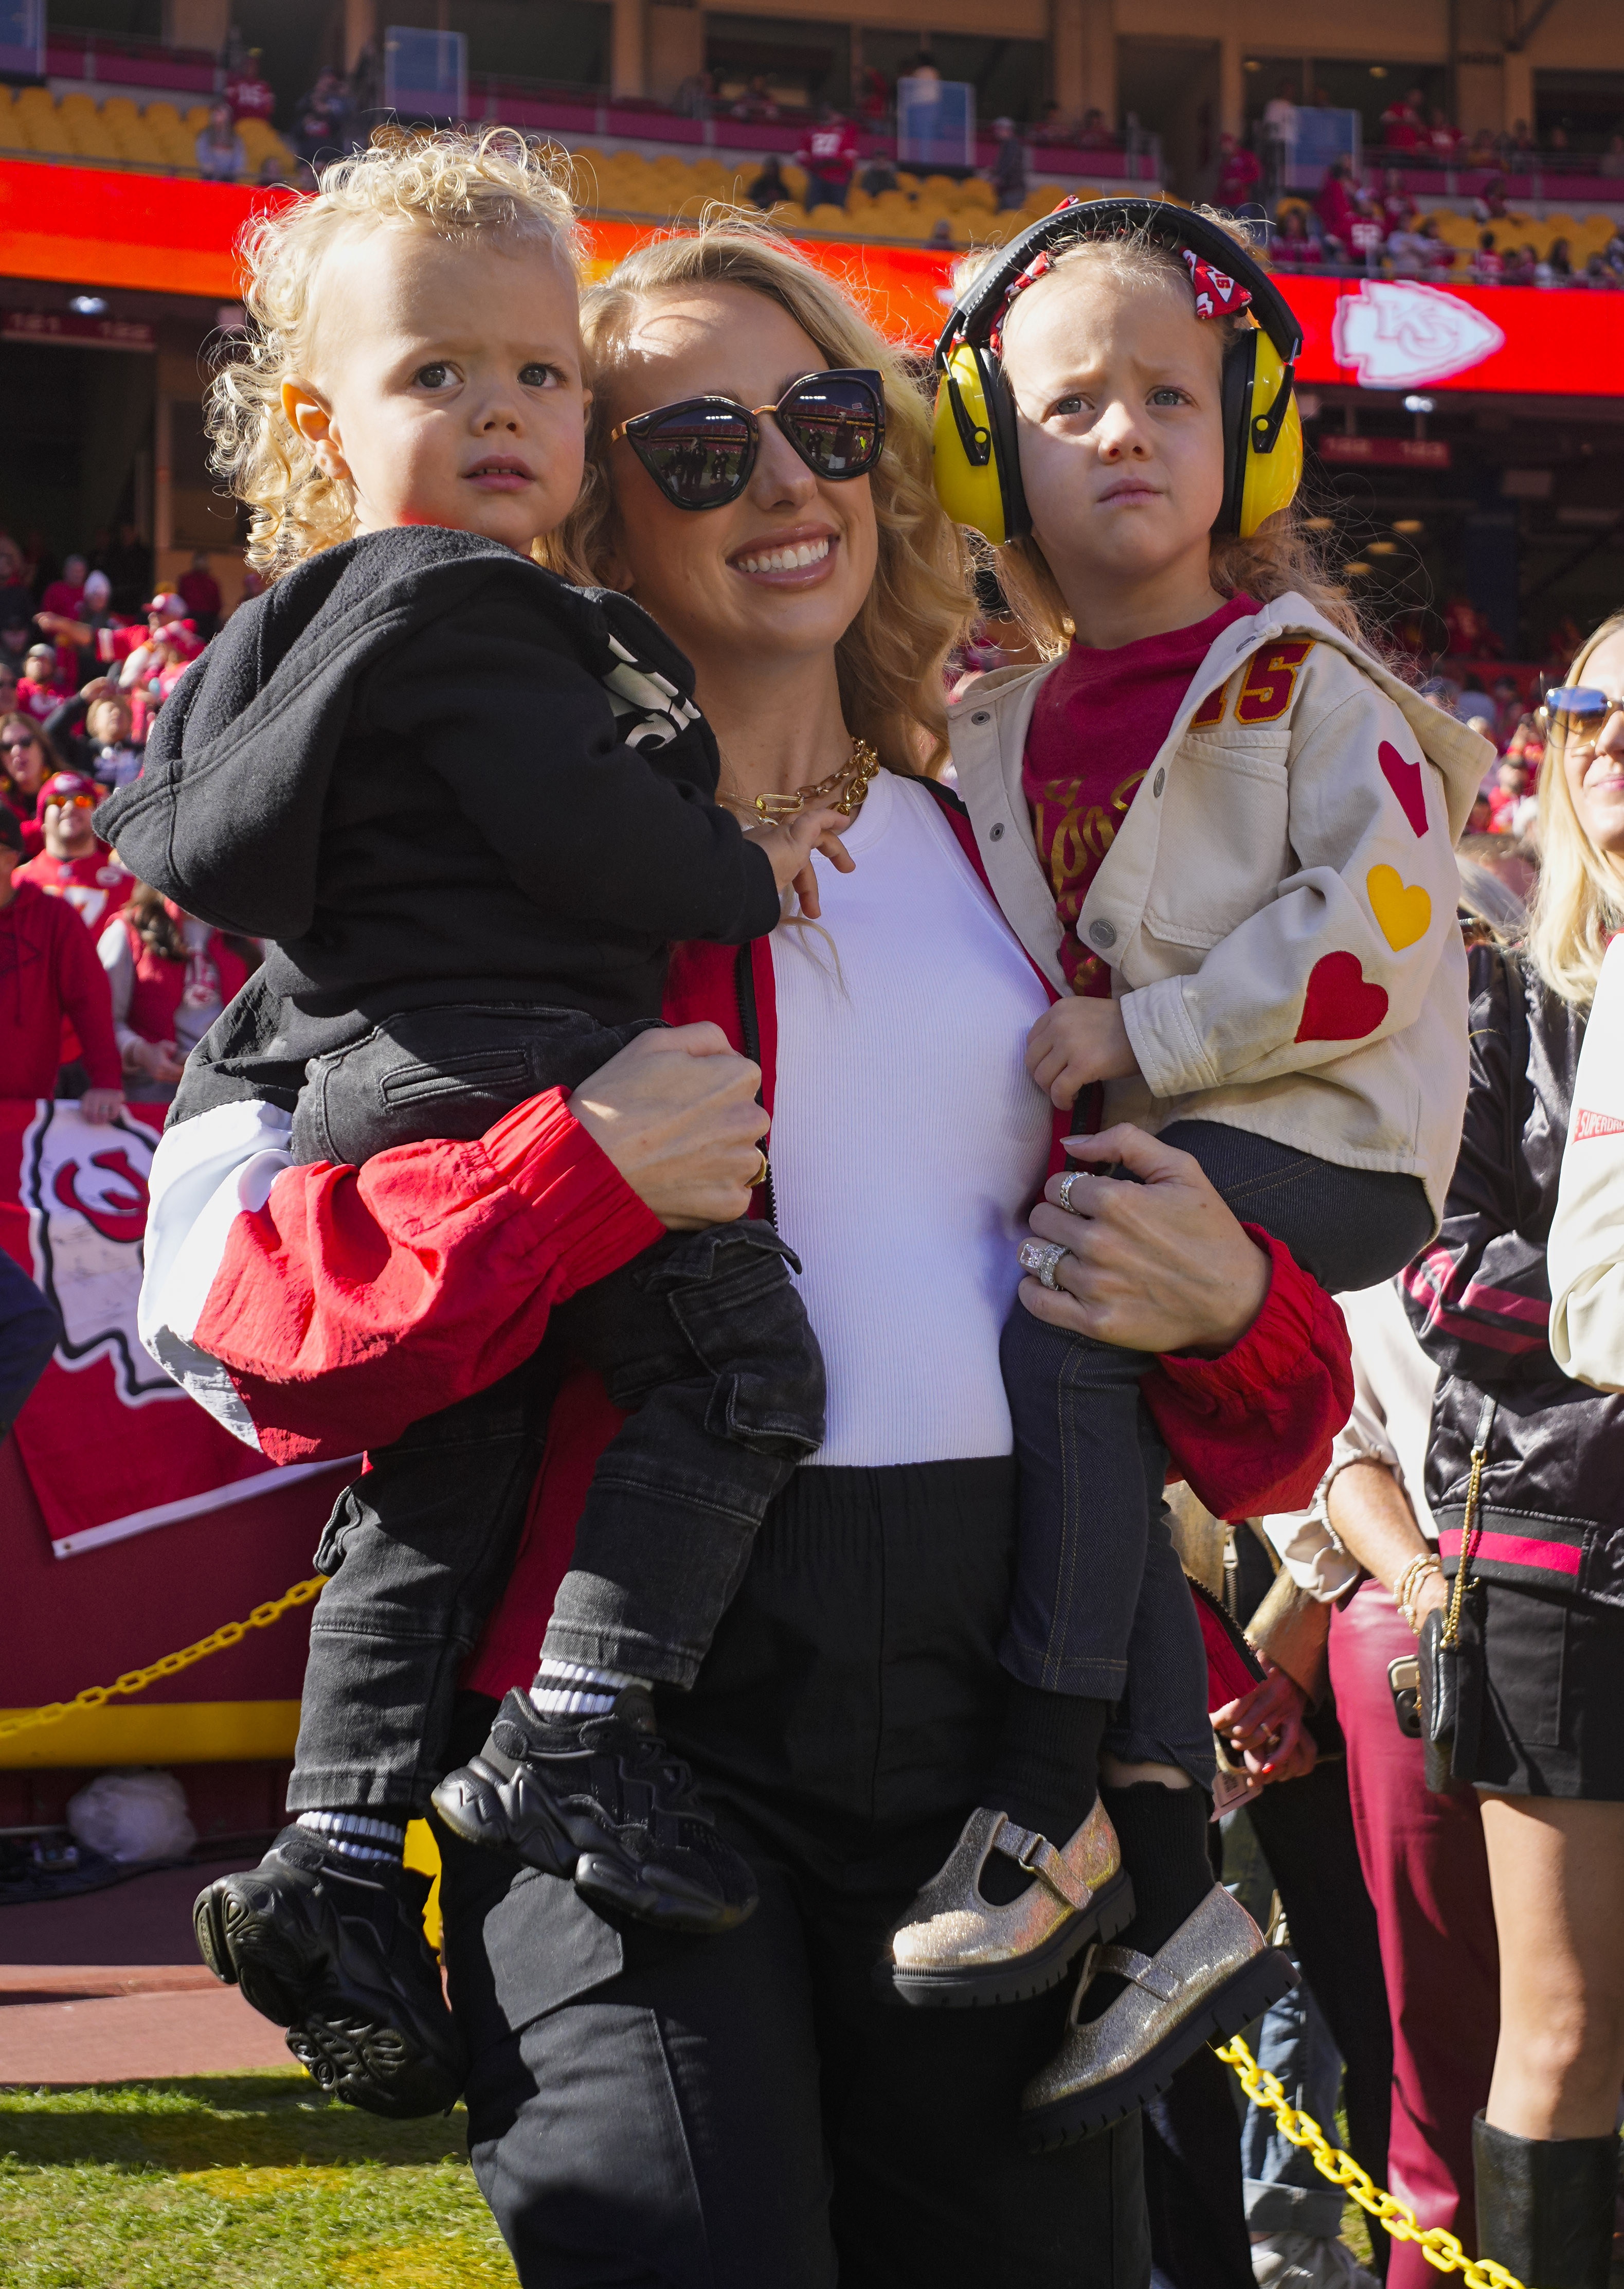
[720,738,881,824]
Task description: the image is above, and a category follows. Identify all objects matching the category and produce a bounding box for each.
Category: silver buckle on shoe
[996,1819,1090,1910]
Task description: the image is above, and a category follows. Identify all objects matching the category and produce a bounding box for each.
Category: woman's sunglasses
[1542,685,1624,729]
[609,369,886,511]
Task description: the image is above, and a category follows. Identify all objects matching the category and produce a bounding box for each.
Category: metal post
[154,395,173,556]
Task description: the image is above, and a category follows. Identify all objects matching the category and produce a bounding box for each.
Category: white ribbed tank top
[768,769,1053,1467]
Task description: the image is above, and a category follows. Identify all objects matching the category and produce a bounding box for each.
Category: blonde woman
[134,202,1353,2280]
[1400,609,1624,2289]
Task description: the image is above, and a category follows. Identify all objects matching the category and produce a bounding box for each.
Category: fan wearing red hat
[14,772,134,934]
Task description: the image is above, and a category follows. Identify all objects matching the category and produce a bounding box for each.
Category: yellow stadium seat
[959,177,997,211]
[806,201,847,231]
[146,101,180,129]
[782,165,807,203]
[184,104,211,132]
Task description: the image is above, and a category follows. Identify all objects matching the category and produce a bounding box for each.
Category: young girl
[889,203,1491,2145]
[102,129,859,2117]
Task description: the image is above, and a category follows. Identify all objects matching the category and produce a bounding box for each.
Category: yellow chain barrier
[1217,2035,1525,2289]
[0,1577,327,1743]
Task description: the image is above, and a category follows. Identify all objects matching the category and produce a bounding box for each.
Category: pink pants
[1329,1578,1500,2289]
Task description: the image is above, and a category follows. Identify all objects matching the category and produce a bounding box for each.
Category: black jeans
[285,1004,825,1814]
[438,1460,1152,2289]
[1001,1121,1433,1710]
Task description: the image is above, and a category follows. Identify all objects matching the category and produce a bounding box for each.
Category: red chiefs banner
[5,157,1616,399]
[1,1099,351,1559]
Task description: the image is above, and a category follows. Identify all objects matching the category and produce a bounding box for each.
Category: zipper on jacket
[734,940,778,1227]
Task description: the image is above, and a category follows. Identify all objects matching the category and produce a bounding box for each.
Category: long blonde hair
[556,213,975,775]
[1526,609,1624,1009]
[958,217,1361,655]
[210,127,580,582]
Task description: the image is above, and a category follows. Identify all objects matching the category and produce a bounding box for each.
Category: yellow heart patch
[1367,865,1432,952]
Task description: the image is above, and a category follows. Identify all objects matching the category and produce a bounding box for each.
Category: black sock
[977,1685,1109,1905]
[1075,1779,1213,2019]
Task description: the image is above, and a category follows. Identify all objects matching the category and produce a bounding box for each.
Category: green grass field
[0,2071,516,2289]
[0,2062,1388,2286]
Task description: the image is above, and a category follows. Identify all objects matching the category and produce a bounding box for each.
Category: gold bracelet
[1394,1553,1442,1635]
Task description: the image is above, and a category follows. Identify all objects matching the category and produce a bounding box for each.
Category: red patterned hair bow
[1182,244,1253,320]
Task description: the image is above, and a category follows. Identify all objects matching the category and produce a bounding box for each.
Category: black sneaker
[193,1825,466,2119]
[430,1686,758,1936]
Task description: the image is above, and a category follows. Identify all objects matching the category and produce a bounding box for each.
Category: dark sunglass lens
[1546,685,1608,719]
[636,403,753,506]
[778,376,882,478]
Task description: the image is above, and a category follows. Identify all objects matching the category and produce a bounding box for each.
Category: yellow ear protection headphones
[931,198,1304,546]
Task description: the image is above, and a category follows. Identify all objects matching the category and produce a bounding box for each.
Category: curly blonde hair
[956,215,1361,655]
[210,127,580,582]
[553,212,975,775]
[1527,609,1624,1009]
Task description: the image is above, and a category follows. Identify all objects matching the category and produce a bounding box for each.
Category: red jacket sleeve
[50,899,122,1089]
[1142,1228,1354,1518]
[196,1092,664,1463]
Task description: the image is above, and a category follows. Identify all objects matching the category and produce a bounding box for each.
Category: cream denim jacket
[947,593,1493,1226]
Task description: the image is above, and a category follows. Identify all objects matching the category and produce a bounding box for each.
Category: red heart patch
[1296,951,1390,1043]
[1378,741,1429,838]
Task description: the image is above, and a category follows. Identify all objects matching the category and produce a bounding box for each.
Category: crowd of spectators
[0,530,258,1124]
[1262,165,1624,288]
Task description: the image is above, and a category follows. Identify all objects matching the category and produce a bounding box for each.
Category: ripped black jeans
[284,1004,825,1816]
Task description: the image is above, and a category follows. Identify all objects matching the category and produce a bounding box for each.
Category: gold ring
[750,1149,770,1188]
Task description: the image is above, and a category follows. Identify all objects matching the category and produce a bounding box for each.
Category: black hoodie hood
[99,527,713,942]
[96,528,773,1030]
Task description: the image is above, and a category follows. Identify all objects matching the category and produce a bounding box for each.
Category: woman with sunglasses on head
[130,206,1353,2284]
[1400,612,1624,2289]
[0,712,63,856]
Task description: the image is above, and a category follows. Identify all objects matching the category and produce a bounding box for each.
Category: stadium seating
[0,85,296,179]
[0,86,1613,266]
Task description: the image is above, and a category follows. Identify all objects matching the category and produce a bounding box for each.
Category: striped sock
[296,1810,406,1867]
[529,1659,649,1720]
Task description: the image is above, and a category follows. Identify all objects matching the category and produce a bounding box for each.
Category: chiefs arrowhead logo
[23,1102,174,1404]
[1331,281,1505,391]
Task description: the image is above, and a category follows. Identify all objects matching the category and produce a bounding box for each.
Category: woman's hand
[1212,1660,1317,1785]
[130,1038,186,1084]
[1017,1124,1271,1356]
[569,1023,770,1230]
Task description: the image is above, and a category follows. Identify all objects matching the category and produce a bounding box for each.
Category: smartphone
[1388,1654,1422,1739]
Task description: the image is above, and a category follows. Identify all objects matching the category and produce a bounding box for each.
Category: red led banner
[2,159,1620,399]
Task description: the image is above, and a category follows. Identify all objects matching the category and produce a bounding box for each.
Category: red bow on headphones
[981,203,1255,356]
[1182,244,1253,319]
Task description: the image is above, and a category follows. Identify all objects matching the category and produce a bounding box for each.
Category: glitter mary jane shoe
[1019,1881,1298,2149]
[886,1800,1134,2008]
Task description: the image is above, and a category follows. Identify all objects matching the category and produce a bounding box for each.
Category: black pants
[285,1004,824,1814]
[439,1460,1154,2289]
[1001,1121,1434,1709]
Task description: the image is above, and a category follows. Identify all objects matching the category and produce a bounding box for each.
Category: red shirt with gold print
[1020,596,1259,996]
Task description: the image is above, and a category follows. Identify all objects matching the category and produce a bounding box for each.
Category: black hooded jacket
[99,528,780,1031]
[1403,942,1624,1613]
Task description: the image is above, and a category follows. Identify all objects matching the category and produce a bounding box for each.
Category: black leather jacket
[1403,943,1624,1614]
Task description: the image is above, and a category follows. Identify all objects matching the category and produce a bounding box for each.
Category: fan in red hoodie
[0,806,123,1117]
[13,773,133,935]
